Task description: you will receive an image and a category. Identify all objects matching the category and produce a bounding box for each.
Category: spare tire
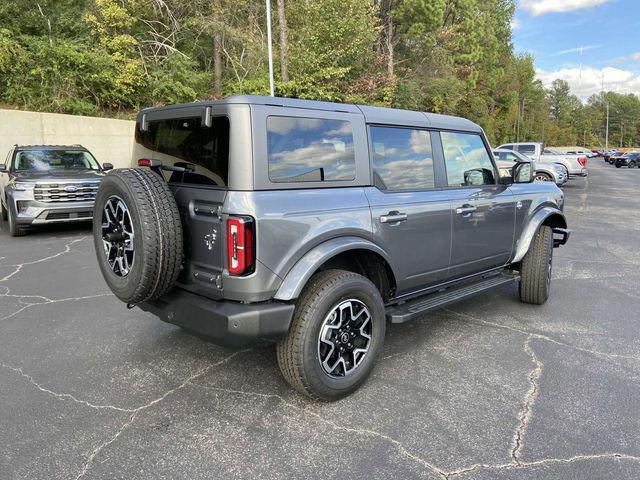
[93,168,183,304]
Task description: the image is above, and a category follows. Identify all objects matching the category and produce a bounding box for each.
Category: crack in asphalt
[0,236,86,282]
[74,349,249,479]
[445,309,640,363]
[1,364,136,413]
[445,453,640,478]
[74,411,138,480]
[511,336,543,463]
[189,383,449,479]
[188,383,640,480]
[0,291,113,321]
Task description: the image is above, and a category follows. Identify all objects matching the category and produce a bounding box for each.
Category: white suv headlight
[553,164,567,175]
[11,182,33,191]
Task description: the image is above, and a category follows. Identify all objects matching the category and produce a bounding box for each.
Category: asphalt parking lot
[1,159,639,479]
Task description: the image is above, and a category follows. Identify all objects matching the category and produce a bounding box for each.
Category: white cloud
[536,66,640,99]
[520,0,612,16]
[511,17,521,30]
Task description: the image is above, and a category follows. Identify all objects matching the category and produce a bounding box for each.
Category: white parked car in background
[496,142,588,178]
[492,149,568,186]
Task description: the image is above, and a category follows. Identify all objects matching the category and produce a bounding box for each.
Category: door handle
[380,211,407,224]
[455,205,477,215]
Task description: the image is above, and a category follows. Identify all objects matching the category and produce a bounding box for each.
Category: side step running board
[385,273,519,324]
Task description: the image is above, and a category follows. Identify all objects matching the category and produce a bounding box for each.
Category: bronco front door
[440,131,516,279]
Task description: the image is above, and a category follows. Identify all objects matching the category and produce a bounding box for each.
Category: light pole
[605,102,609,150]
[265,0,275,97]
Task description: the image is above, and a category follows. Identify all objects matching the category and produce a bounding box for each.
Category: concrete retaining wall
[0,109,135,169]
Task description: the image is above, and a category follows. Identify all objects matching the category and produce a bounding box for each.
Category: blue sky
[513,0,640,99]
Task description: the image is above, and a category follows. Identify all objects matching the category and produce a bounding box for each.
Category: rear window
[517,144,536,155]
[267,116,356,183]
[136,116,229,187]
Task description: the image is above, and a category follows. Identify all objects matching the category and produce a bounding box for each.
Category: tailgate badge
[204,230,217,250]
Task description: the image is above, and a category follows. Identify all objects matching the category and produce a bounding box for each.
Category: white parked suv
[497,142,587,178]
[493,149,568,186]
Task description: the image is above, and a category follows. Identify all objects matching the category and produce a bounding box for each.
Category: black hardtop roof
[15,144,88,151]
[138,95,482,133]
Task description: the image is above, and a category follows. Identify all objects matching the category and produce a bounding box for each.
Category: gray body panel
[133,95,567,316]
[447,186,516,278]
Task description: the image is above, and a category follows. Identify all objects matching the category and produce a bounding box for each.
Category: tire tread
[519,225,553,305]
[95,168,182,304]
[277,269,383,401]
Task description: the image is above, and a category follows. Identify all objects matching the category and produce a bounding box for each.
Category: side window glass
[441,132,495,187]
[370,126,435,190]
[517,144,536,155]
[267,116,355,183]
[506,153,518,162]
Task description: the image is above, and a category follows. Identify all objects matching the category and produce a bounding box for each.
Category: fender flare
[534,167,554,180]
[273,236,395,301]
[512,207,567,263]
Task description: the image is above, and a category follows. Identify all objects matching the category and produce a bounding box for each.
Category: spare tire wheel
[93,168,183,304]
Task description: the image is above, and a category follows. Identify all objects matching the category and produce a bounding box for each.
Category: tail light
[227,216,255,276]
[138,158,161,167]
[577,157,587,167]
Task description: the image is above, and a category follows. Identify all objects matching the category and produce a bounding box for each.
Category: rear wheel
[628,161,636,168]
[277,269,385,401]
[615,164,621,168]
[93,168,183,304]
[519,225,553,305]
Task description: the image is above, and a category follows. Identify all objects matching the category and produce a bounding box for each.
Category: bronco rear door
[134,105,230,300]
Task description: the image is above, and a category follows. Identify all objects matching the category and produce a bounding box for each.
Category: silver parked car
[0,145,112,236]
[493,148,568,186]
[92,95,570,400]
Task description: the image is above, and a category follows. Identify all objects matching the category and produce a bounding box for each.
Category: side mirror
[463,168,494,186]
[102,162,114,171]
[0,164,7,172]
[513,161,534,183]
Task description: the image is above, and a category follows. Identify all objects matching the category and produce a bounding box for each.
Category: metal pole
[516,99,520,143]
[266,0,275,97]
[605,102,609,150]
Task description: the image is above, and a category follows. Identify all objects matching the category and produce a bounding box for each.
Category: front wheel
[519,225,553,305]
[277,269,385,401]
[534,172,553,182]
[7,204,28,237]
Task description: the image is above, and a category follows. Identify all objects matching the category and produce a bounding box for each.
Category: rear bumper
[568,169,587,178]
[139,288,295,348]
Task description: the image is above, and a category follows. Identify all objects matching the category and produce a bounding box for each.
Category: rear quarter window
[136,116,229,187]
[266,116,356,183]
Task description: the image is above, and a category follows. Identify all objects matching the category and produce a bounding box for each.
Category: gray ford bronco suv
[93,95,570,400]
